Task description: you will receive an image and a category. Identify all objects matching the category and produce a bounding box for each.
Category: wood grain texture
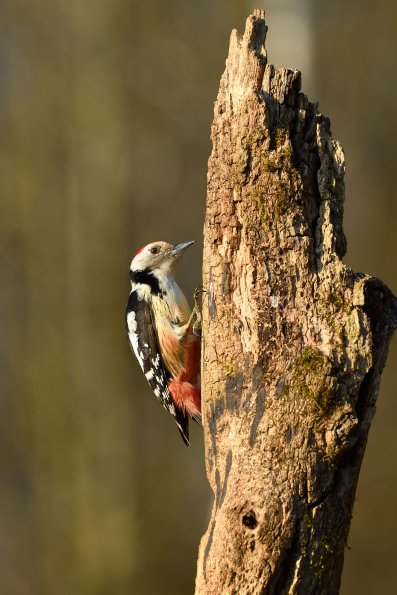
[196,10,397,595]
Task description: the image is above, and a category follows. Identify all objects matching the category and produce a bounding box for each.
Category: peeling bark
[196,10,397,595]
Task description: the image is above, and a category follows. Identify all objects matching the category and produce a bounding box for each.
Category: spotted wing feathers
[126,290,189,445]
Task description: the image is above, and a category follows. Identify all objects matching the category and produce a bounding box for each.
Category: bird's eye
[150,246,159,255]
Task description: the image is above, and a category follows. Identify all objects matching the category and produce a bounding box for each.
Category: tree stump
[196,10,397,595]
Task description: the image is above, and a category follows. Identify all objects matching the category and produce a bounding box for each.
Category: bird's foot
[189,287,206,336]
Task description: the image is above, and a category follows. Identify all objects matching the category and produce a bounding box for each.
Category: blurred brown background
[0,1,395,594]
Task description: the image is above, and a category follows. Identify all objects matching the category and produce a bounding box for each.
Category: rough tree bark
[196,10,397,595]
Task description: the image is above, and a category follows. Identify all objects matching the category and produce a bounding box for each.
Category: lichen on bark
[196,10,397,595]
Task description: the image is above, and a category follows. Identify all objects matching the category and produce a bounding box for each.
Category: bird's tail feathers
[192,413,202,425]
[174,409,190,446]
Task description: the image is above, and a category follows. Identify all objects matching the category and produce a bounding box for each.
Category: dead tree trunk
[196,10,397,595]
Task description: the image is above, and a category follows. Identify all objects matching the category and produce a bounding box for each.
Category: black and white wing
[125,290,189,445]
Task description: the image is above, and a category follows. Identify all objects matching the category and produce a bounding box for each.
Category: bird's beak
[171,240,195,257]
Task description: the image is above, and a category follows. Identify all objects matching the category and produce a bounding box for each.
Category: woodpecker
[126,240,201,445]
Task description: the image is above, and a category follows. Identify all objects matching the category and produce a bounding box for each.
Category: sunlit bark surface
[196,11,397,595]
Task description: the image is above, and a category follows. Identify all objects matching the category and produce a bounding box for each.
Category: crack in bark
[215,450,233,510]
[261,518,301,595]
[249,387,266,447]
[308,490,331,510]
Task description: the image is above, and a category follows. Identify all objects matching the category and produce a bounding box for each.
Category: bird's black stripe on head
[130,268,161,296]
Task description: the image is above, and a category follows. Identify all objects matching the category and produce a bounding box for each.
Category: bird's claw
[190,287,206,336]
[193,286,207,303]
[192,311,201,336]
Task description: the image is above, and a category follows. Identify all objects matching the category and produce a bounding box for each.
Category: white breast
[157,272,191,324]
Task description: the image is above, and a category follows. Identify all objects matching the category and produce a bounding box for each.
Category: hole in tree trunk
[242,511,257,529]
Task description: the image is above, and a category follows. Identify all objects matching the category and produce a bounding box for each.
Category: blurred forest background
[0,0,395,594]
